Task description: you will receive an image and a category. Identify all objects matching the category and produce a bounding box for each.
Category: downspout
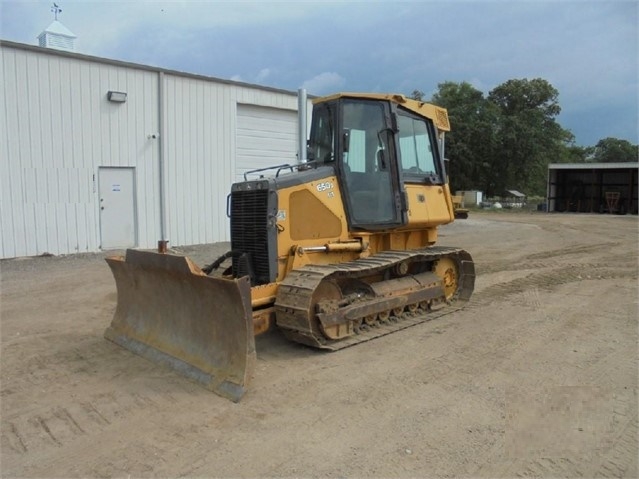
[297,88,307,164]
[158,71,169,253]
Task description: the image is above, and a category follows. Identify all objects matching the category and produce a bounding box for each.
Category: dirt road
[1,212,637,478]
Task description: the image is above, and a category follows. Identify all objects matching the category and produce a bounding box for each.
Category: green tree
[423,78,610,197]
[591,137,638,163]
[430,81,500,195]
[409,89,425,101]
[487,78,572,195]
[555,144,592,163]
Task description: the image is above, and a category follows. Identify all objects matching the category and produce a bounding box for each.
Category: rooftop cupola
[37,3,76,52]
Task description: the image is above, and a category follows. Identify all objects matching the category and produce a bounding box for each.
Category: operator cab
[308,95,447,231]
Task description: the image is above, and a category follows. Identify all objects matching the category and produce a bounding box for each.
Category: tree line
[411,79,638,197]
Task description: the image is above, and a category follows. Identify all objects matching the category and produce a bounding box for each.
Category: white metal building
[1,40,309,258]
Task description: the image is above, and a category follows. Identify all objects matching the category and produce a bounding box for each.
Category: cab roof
[313,92,451,132]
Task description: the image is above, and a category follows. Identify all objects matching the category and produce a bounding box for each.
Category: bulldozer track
[281,305,466,351]
[275,246,474,350]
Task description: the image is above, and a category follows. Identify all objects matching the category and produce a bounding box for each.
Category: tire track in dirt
[79,401,111,426]
[477,241,634,276]
[3,423,28,454]
[34,416,62,447]
[1,351,212,466]
[595,416,638,478]
[518,457,585,478]
[522,242,622,260]
[503,393,638,478]
[4,382,239,478]
[2,384,216,476]
[584,347,638,389]
[456,276,637,478]
[472,263,637,307]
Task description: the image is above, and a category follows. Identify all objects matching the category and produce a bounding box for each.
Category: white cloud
[254,68,271,83]
[301,72,346,96]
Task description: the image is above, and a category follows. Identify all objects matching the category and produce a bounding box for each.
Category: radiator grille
[231,189,271,284]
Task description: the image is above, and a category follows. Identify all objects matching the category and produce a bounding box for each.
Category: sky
[1,0,637,147]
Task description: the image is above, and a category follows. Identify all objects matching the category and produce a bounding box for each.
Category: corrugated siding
[236,104,298,182]
[1,42,303,258]
[1,45,159,257]
[163,78,298,246]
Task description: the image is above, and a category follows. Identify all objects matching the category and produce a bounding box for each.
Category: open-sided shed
[502,190,526,208]
[547,162,639,214]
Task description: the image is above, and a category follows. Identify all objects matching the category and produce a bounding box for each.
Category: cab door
[338,99,404,229]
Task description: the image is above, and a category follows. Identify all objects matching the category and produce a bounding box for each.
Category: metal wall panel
[163,77,299,246]
[1,44,159,257]
[236,104,298,182]
[1,41,304,258]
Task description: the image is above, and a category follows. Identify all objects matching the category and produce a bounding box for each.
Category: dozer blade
[104,249,255,402]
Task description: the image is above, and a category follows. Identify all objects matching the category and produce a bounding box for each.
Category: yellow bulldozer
[105,92,475,401]
[451,194,470,219]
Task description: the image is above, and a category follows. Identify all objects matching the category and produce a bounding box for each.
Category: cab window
[309,104,334,163]
[397,113,440,181]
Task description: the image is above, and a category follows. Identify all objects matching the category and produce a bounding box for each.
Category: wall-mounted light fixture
[107,91,127,103]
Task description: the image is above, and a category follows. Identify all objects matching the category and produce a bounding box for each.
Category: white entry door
[99,167,137,249]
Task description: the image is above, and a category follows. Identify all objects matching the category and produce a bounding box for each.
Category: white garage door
[236,104,298,182]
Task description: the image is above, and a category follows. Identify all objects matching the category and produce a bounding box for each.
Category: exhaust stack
[297,88,307,164]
